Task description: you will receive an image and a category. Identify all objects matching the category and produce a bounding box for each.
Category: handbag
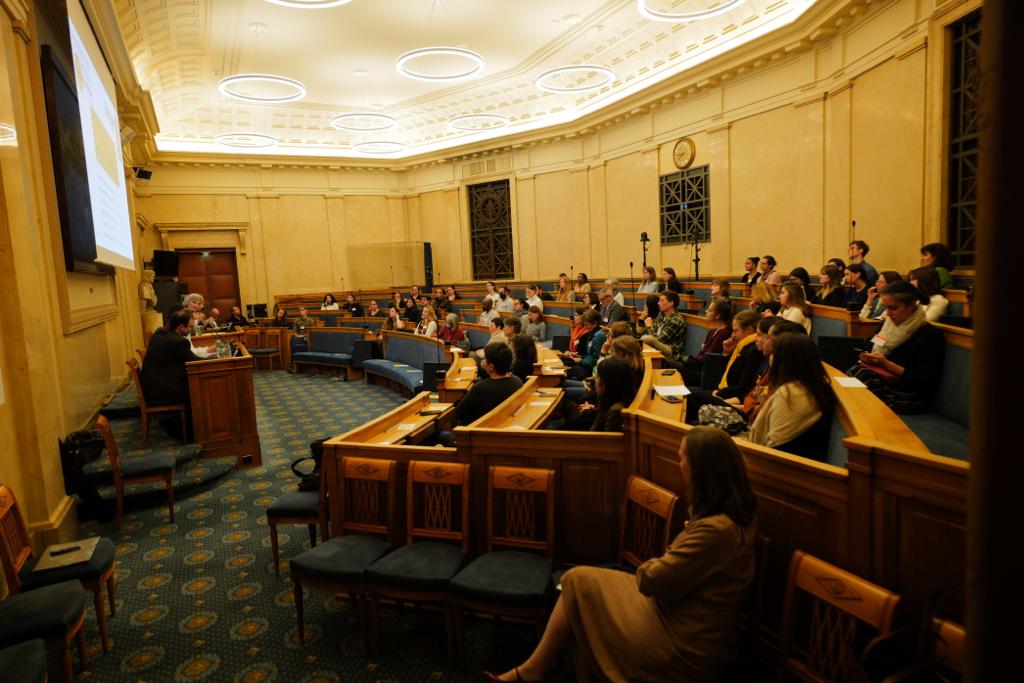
[697,403,747,435]
[290,438,326,492]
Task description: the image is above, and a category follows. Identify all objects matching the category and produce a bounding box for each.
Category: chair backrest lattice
[243,328,261,349]
[488,466,555,556]
[0,485,32,593]
[407,460,469,549]
[95,415,125,494]
[340,457,397,538]
[126,358,147,409]
[780,550,901,683]
[619,475,679,569]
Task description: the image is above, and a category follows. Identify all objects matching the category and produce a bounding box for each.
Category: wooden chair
[247,327,282,370]
[449,466,556,663]
[778,550,900,682]
[135,347,146,364]
[0,639,48,682]
[933,617,964,678]
[290,457,399,647]
[95,416,175,528]
[125,358,187,447]
[365,460,471,660]
[0,485,115,653]
[267,455,329,577]
[619,475,680,569]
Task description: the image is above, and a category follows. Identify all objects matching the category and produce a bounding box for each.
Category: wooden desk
[438,351,478,404]
[824,363,927,452]
[629,358,686,422]
[335,392,454,445]
[641,344,665,369]
[186,343,261,467]
[535,346,567,387]
[469,376,563,430]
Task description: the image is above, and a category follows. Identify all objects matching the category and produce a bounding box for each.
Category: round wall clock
[672,137,696,169]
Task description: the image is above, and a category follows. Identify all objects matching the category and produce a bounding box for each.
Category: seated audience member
[589,357,640,432]
[598,287,627,325]
[433,287,451,314]
[635,295,661,337]
[583,291,601,311]
[140,310,203,437]
[860,271,903,320]
[344,293,364,317]
[525,284,545,312]
[523,306,546,342]
[661,267,684,293]
[813,265,847,307]
[561,309,606,380]
[920,242,955,289]
[475,317,508,359]
[377,308,400,340]
[512,297,530,321]
[847,280,945,413]
[554,274,573,302]
[684,311,766,422]
[201,307,222,330]
[390,291,403,311]
[608,334,645,389]
[848,240,879,286]
[183,293,206,335]
[844,263,871,310]
[638,266,660,294]
[226,306,249,328]
[320,293,339,310]
[758,255,782,286]
[750,282,780,316]
[560,321,632,409]
[478,298,499,326]
[413,306,438,337]
[709,279,731,305]
[827,257,847,279]
[509,333,538,383]
[640,291,687,362]
[483,281,500,306]
[495,286,515,314]
[741,256,761,285]
[456,342,524,425]
[603,278,626,306]
[909,267,949,322]
[779,283,813,334]
[366,299,386,318]
[487,426,756,683]
[574,272,592,300]
[271,306,289,328]
[787,268,814,303]
[745,333,834,453]
[437,313,468,349]
[502,314,523,340]
[568,307,590,353]
[403,296,421,323]
[680,299,733,386]
[292,307,316,337]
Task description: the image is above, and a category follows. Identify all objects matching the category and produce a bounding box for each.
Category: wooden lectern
[186,343,262,467]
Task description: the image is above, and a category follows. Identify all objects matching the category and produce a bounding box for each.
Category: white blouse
[781,306,813,334]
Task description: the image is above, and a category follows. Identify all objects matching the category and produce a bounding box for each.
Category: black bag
[291,438,326,492]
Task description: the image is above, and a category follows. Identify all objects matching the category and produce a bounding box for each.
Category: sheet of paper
[653,384,691,397]
[834,376,867,388]
[642,348,658,354]
[396,423,417,431]
[507,425,527,430]
[460,366,475,372]
[545,368,565,375]
[529,401,551,407]
[542,358,561,364]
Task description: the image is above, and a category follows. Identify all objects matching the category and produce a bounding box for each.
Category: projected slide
[67,0,134,271]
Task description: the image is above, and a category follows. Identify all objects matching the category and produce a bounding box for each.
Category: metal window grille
[947,10,981,269]
[468,179,514,279]
[660,165,710,245]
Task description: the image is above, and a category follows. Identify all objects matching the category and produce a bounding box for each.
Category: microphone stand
[569,265,574,303]
[692,241,702,281]
[641,239,649,271]
[629,261,635,299]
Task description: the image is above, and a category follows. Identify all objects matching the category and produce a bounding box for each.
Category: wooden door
[177,249,241,315]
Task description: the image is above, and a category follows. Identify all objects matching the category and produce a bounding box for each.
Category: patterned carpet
[75,371,560,682]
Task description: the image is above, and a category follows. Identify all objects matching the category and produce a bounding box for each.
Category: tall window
[468,179,514,280]
[659,165,710,245]
[947,10,981,269]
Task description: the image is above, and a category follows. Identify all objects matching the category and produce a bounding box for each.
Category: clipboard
[33,536,101,572]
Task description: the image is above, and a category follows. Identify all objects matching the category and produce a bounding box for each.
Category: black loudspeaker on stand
[423,242,434,290]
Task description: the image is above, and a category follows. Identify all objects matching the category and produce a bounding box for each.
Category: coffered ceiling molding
[113,0,820,160]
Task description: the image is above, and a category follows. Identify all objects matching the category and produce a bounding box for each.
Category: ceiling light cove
[636,0,746,23]
[395,47,485,82]
[263,0,354,8]
[354,141,406,154]
[330,112,397,132]
[535,65,615,94]
[448,114,510,132]
[214,133,278,149]
[218,74,306,103]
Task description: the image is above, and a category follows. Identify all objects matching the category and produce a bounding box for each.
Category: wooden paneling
[177,249,241,315]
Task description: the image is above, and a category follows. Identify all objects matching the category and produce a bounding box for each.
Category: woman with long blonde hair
[414,305,438,337]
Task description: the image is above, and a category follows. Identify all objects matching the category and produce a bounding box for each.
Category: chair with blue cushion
[449,466,555,664]
[96,416,175,528]
[0,575,89,682]
[290,457,398,647]
[365,460,471,660]
[0,486,116,654]
[126,358,186,448]
[246,327,282,371]
[0,639,47,682]
[267,454,328,577]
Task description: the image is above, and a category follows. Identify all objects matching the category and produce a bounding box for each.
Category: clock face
[673,137,695,169]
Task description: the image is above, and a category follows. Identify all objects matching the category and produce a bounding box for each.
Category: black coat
[716,343,765,401]
[140,329,200,406]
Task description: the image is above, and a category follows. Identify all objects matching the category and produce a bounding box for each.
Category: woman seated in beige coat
[486,426,757,683]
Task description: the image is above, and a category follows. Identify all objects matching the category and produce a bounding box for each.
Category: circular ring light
[330,112,397,132]
[448,114,510,132]
[636,0,745,23]
[214,133,278,149]
[264,0,353,7]
[395,47,484,82]
[0,123,16,141]
[535,65,615,94]
[218,74,306,103]
[353,141,406,154]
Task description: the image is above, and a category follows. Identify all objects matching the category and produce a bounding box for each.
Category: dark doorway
[177,249,242,315]
[469,179,514,280]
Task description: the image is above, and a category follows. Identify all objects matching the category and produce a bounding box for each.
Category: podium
[186,343,262,467]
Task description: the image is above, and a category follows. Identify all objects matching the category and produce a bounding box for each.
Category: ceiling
[112,0,819,160]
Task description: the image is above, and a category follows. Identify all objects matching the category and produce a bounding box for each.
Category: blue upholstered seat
[0,639,47,682]
[290,535,391,582]
[18,537,116,590]
[466,328,492,350]
[449,551,552,605]
[0,581,88,645]
[266,491,319,519]
[365,541,464,589]
[683,324,709,359]
[292,351,352,366]
[120,453,176,478]
[899,414,970,460]
[361,359,424,394]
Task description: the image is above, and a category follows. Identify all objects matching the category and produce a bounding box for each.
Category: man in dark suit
[598,287,626,326]
[141,310,202,438]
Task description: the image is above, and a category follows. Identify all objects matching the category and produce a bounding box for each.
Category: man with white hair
[603,278,626,306]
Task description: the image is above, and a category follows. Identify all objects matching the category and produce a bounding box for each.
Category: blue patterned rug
[74,371,561,682]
